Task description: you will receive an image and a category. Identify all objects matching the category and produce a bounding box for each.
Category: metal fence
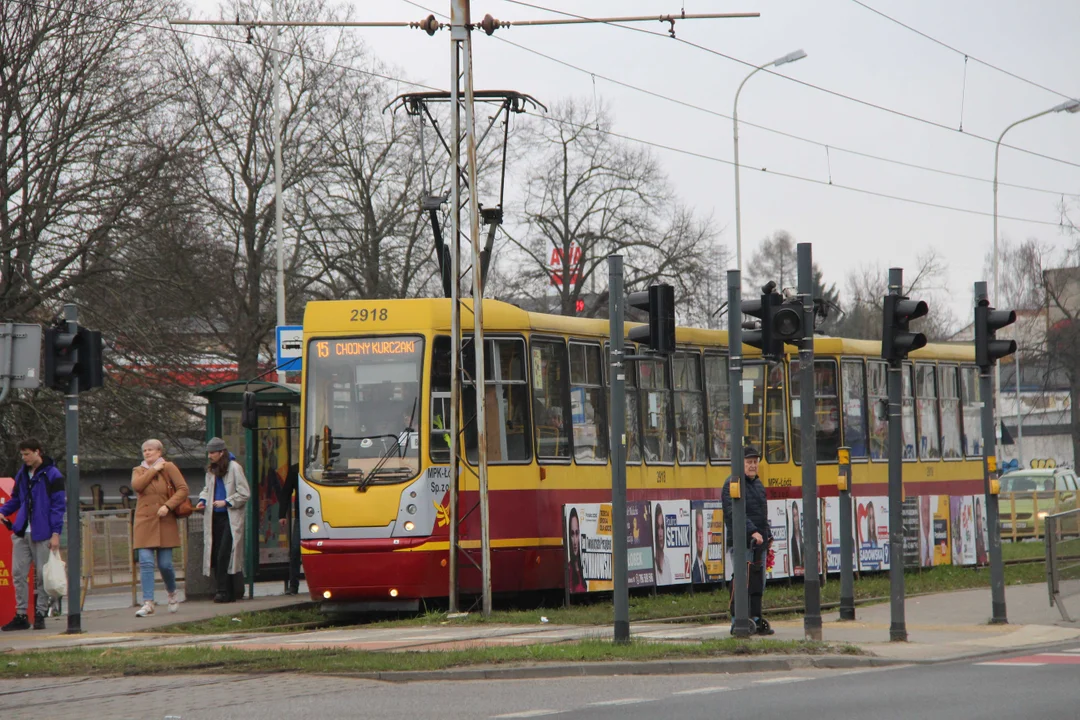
[80,509,187,609]
[1043,508,1080,622]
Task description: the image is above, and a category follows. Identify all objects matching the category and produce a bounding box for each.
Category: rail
[1043,508,1080,622]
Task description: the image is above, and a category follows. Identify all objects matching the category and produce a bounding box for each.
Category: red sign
[549,244,583,288]
[0,477,15,628]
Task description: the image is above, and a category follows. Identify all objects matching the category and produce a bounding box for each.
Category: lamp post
[733,49,807,279]
[992,99,1079,454]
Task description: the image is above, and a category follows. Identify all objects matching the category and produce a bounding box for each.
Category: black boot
[2,614,30,631]
[33,612,46,630]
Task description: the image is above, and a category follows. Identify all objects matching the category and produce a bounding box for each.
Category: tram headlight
[389,589,399,598]
[305,507,315,517]
[406,504,417,515]
[323,590,332,599]
[404,521,415,531]
[309,523,320,534]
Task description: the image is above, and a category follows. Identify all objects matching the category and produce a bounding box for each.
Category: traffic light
[76,327,104,391]
[881,293,929,363]
[241,390,258,429]
[322,425,342,468]
[627,284,676,354]
[741,282,805,361]
[43,324,79,391]
[974,299,1016,368]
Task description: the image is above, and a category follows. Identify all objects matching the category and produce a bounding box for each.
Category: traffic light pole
[62,304,82,634]
[886,269,907,642]
[838,447,855,620]
[797,243,822,640]
[728,270,752,638]
[608,255,629,644]
[975,281,1008,624]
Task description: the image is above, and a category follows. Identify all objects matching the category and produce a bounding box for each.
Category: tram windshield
[304,335,423,485]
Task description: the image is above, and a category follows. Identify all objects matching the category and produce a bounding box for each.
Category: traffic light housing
[741,282,805,361]
[241,391,259,429]
[43,325,79,391]
[76,327,105,391]
[627,284,676,354]
[974,300,1016,368]
[881,293,929,363]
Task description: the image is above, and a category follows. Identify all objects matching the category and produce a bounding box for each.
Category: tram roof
[303,298,974,362]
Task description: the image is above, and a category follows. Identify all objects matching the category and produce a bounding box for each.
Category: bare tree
[982,236,1055,311]
[834,249,955,340]
[498,99,717,318]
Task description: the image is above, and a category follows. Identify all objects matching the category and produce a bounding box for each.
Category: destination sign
[316,339,418,359]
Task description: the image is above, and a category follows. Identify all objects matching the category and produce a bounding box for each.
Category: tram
[298,298,985,608]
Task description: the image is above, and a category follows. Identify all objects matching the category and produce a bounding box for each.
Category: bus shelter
[197,380,300,598]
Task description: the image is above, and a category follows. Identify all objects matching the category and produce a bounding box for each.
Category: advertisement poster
[856,496,890,571]
[625,501,656,588]
[950,497,965,566]
[258,411,291,564]
[652,500,691,586]
[563,503,613,593]
[689,500,725,584]
[958,496,977,566]
[902,497,921,569]
[918,495,935,567]
[766,500,790,580]
[823,497,854,575]
[933,495,951,566]
[974,495,989,566]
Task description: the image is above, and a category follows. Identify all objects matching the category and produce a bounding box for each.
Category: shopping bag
[43,549,67,599]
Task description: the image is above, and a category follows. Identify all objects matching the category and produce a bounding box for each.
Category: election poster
[766,500,790,580]
[625,501,656,588]
[563,503,613,593]
[933,495,951,566]
[950,496,965,566]
[957,496,977,566]
[902,497,921,569]
[823,497,855,575]
[652,500,691,586]
[856,496,890,571]
[689,500,725,584]
[973,495,989,566]
[788,499,807,577]
[917,495,935,568]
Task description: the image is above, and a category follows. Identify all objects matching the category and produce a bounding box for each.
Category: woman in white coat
[196,437,250,603]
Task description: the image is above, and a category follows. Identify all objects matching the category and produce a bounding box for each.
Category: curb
[332,654,906,683]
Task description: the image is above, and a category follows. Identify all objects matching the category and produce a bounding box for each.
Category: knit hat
[206,437,227,453]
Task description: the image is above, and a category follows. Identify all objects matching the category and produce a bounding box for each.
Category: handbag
[163,466,195,518]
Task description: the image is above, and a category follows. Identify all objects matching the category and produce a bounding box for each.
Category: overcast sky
[192,1,1080,325]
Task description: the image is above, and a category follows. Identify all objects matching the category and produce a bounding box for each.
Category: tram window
[531,338,572,460]
[430,336,452,463]
[841,359,869,459]
[743,364,766,453]
[867,360,889,460]
[765,363,789,464]
[624,357,642,464]
[703,354,731,462]
[960,365,984,458]
[673,352,706,464]
[939,365,963,459]
[639,357,674,463]
[461,337,532,464]
[569,342,609,464]
[790,359,840,462]
[916,364,941,460]
[902,363,916,460]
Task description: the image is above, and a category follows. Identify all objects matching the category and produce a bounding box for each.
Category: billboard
[563,503,613,593]
[626,501,656,588]
[689,500,725,584]
[933,495,951,565]
[652,500,692,586]
[856,496,890,571]
[765,500,790,580]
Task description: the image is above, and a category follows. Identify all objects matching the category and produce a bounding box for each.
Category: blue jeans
[138,548,177,603]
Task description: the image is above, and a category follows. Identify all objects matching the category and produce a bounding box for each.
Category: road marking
[673,686,731,695]
[974,661,1046,667]
[754,677,810,685]
[491,711,561,718]
[587,698,652,707]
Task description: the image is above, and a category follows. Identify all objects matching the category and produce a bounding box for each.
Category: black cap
[743,445,762,459]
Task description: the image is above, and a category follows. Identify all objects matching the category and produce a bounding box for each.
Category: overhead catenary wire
[499,0,1080,172]
[849,0,1078,103]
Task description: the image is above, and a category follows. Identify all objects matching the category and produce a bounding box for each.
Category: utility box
[183,513,215,600]
[0,477,17,627]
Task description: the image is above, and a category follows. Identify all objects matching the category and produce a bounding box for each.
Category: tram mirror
[241,391,258,429]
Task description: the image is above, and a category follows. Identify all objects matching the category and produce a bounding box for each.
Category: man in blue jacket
[722,445,773,635]
[1,438,65,631]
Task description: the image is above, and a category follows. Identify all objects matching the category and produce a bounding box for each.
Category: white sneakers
[135,601,155,617]
[167,591,179,613]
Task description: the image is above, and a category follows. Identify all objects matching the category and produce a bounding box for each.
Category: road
[2,646,1077,719]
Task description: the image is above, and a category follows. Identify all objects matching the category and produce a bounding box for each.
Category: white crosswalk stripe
[673,686,732,695]
[491,711,561,718]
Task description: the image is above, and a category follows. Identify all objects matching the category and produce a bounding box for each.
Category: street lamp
[991,98,1080,454]
[733,49,807,279]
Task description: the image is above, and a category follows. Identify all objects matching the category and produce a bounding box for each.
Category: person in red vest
[0,439,65,631]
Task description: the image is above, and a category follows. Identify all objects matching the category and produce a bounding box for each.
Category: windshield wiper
[358,398,418,493]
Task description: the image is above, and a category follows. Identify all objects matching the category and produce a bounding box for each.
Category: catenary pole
[608,256,629,644]
[797,243,821,640]
[728,270,751,638]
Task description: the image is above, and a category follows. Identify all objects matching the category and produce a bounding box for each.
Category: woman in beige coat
[196,437,249,602]
[131,439,189,617]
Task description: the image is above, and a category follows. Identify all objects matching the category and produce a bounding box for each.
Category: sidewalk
[3,582,1079,676]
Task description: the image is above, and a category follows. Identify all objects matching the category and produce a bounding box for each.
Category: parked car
[998,468,1079,539]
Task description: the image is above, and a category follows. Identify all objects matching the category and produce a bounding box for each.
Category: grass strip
[158,559,1048,635]
[0,638,858,678]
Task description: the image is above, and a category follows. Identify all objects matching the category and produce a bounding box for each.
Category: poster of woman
[856,497,889,571]
[765,500,790,581]
[950,496,964,565]
[789,500,805,577]
[919,495,934,567]
[933,495,951,565]
[974,496,988,566]
[562,504,613,593]
[960,496,977,566]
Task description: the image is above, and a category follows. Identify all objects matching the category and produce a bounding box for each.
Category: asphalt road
[1,647,1076,719]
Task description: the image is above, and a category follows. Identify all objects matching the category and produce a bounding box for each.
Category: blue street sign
[276,325,303,373]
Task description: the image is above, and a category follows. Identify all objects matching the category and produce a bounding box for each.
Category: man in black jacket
[722,445,773,635]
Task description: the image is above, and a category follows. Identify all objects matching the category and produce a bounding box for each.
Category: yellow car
[998,468,1079,539]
